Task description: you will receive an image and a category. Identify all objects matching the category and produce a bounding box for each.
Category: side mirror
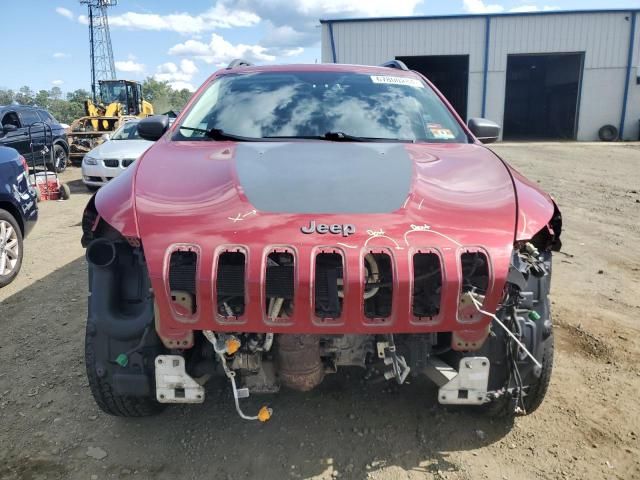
[2,124,18,134]
[137,115,169,141]
[101,133,111,142]
[468,118,501,144]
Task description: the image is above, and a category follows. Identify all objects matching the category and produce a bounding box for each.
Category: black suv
[0,105,70,173]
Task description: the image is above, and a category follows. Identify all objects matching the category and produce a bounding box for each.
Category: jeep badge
[300,221,355,237]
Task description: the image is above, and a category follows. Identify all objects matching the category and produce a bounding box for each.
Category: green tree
[0,89,15,105]
[34,90,51,109]
[141,77,192,114]
[14,86,35,105]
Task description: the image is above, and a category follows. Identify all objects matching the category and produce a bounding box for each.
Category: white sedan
[82,120,153,190]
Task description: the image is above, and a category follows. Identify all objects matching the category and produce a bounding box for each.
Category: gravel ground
[1,143,639,480]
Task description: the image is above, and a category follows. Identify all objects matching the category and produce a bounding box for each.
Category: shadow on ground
[0,255,514,480]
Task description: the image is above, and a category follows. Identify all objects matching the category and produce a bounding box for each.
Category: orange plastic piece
[226,338,241,355]
[257,406,272,422]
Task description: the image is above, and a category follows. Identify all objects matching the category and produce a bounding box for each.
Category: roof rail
[227,59,253,69]
[380,60,409,71]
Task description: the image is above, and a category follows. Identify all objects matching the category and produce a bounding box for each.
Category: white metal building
[320,9,640,141]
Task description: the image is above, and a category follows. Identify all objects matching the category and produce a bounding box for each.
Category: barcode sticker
[370,76,424,88]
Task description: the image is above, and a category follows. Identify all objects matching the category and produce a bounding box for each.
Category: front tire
[51,144,68,173]
[0,210,23,288]
[85,320,164,417]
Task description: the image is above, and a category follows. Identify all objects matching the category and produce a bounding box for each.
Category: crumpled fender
[506,165,558,242]
[93,156,141,238]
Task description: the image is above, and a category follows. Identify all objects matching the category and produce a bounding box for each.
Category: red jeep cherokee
[81,60,561,420]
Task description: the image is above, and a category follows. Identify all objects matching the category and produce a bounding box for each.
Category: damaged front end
[82,187,561,420]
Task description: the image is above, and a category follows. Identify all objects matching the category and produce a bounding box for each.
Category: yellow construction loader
[68,80,154,165]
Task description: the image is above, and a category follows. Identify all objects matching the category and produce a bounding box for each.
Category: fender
[94,153,141,238]
[506,165,558,243]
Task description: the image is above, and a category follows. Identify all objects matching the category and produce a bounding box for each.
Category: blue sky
[1,0,637,93]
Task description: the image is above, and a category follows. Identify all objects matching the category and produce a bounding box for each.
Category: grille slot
[364,252,393,319]
[169,250,197,314]
[412,252,442,318]
[103,159,119,168]
[314,252,343,318]
[122,158,135,167]
[265,252,294,319]
[216,251,246,317]
[459,251,490,322]
[461,252,489,295]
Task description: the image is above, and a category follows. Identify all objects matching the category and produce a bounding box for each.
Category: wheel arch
[0,201,24,236]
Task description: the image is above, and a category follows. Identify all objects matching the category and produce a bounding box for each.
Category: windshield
[176,71,467,143]
[111,121,141,140]
[100,81,127,105]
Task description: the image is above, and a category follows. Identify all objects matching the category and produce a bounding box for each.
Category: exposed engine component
[412,252,442,318]
[203,331,272,422]
[320,334,374,368]
[364,253,393,318]
[216,250,246,317]
[315,252,344,318]
[169,250,197,314]
[265,252,295,320]
[277,334,325,391]
[376,335,411,384]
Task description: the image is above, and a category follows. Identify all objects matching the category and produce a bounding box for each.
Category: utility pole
[80,0,117,102]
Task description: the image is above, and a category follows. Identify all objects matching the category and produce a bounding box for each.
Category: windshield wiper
[178,126,259,142]
[264,132,413,143]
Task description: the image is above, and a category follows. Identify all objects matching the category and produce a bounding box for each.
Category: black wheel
[59,183,71,200]
[51,144,68,173]
[598,125,618,142]
[0,209,23,288]
[481,331,554,417]
[479,251,555,417]
[85,320,164,417]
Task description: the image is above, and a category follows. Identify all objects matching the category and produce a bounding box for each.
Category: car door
[0,110,30,159]
[18,108,45,164]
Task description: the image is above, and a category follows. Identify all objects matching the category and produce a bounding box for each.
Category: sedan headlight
[84,155,98,165]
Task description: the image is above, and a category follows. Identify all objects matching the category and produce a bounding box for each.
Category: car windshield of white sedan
[175,71,467,143]
[112,122,141,140]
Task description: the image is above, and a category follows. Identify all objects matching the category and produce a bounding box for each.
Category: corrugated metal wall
[322,11,640,141]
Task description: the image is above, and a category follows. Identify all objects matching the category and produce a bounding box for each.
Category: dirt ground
[1,143,639,480]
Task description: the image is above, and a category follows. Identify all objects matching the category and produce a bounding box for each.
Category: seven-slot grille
[172,248,474,323]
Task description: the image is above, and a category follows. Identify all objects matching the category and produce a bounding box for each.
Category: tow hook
[202,331,273,422]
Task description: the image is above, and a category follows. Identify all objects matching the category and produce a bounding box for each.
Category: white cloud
[52,52,70,59]
[166,81,196,92]
[280,47,305,57]
[463,0,504,13]
[51,80,64,86]
[226,0,424,50]
[510,5,559,12]
[168,33,276,64]
[237,0,423,19]
[154,60,199,91]
[106,4,259,34]
[115,60,146,74]
[55,7,74,20]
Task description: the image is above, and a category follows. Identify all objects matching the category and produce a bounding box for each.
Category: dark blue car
[0,146,38,287]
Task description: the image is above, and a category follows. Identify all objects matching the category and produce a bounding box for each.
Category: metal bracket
[155,355,205,404]
[424,356,490,405]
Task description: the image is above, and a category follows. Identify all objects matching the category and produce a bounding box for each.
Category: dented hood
[130,140,518,245]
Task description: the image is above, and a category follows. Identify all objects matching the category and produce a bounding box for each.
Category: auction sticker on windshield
[427,123,456,140]
[370,76,424,88]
